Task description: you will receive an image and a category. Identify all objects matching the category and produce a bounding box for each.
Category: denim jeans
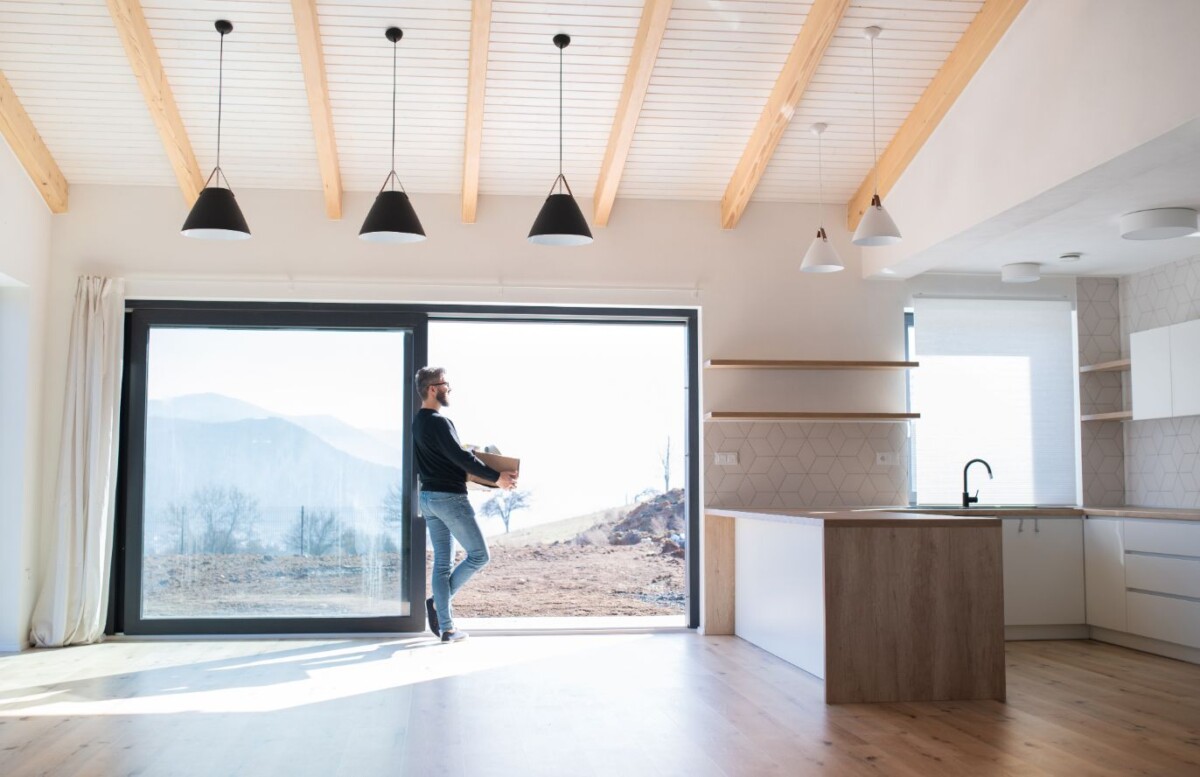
[419,490,490,634]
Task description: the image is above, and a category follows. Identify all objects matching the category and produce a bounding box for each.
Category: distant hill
[143,414,401,550]
[150,393,404,467]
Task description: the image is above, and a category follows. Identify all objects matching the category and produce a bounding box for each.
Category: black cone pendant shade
[360,27,426,243]
[182,20,250,240]
[528,34,592,246]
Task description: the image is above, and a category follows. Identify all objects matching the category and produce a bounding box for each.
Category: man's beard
[437,388,450,407]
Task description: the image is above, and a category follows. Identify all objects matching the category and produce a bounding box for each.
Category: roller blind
[911,297,1077,505]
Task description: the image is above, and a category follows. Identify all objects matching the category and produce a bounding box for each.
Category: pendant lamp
[852,26,902,247]
[801,123,844,274]
[528,34,592,246]
[182,20,250,240]
[360,27,426,243]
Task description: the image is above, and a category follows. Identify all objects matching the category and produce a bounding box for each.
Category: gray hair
[415,366,445,400]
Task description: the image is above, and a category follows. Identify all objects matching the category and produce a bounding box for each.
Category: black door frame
[114,300,701,634]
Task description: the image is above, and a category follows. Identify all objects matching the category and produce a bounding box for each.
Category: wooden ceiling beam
[593,0,673,227]
[291,0,342,220]
[720,0,849,230]
[846,0,1028,231]
[461,0,492,224]
[106,0,204,206]
[0,70,68,213]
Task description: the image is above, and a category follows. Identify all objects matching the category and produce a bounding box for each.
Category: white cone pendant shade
[529,34,592,246]
[852,26,901,248]
[360,27,426,243]
[853,194,902,246]
[182,20,250,240]
[801,227,844,273]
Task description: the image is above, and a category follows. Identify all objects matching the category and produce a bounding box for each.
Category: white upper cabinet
[1131,327,1173,420]
[1169,319,1200,418]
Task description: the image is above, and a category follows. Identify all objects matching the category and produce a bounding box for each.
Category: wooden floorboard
[0,637,1197,776]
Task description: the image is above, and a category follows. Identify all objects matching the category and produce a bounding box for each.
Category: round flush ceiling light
[1119,208,1198,240]
[1001,262,1041,283]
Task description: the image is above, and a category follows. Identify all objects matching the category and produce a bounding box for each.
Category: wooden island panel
[823,523,1006,704]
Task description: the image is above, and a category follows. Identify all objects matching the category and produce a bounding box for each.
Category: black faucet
[962,458,993,508]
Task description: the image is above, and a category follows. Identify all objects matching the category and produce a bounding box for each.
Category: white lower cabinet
[1126,592,1200,649]
[1084,517,1127,632]
[1002,517,1085,626]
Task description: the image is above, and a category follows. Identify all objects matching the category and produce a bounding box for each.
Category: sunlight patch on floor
[0,634,650,717]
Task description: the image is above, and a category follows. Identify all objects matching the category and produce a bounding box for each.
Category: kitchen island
[703,509,1005,704]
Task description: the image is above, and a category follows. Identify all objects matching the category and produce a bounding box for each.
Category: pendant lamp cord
[391,36,397,189]
[557,42,564,193]
[216,28,224,178]
[869,33,878,198]
[817,129,825,230]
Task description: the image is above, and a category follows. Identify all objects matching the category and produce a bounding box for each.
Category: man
[413,366,517,643]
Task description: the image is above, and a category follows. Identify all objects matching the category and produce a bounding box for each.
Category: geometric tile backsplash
[704,421,910,509]
[1121,252,1200,508]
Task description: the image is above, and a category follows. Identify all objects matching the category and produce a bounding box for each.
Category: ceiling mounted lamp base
[182,20,250,240]
[852,25,901,248]
[528,33,593,246]
[1119,208,1198,240]
[1001,262,1041,283]
[360,27,426,243]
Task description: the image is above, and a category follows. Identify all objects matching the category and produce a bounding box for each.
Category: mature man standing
[413,366,517,643]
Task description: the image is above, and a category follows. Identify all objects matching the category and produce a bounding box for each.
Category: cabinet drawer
[1127,592,1200,648]
[1123,519,1200,556]
[1126,554,1200,598]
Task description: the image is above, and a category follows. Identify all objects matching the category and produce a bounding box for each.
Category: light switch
[713,452,738,466]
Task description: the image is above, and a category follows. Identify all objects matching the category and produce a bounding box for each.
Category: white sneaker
[441,629,469,643]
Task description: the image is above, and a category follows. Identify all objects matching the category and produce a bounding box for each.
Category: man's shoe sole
[425,598,440,638]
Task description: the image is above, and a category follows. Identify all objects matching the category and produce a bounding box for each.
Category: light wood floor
[1,635,1197,776]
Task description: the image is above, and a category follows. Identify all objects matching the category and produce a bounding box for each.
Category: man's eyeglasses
[430,382,450,389]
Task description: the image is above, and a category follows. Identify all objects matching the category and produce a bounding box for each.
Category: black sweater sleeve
[430,415,503,483]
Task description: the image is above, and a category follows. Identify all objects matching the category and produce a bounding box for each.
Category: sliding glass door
[120,307,426,634]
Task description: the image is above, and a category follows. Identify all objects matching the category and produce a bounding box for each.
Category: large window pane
[911,298,1077,505]
[428,321,688,619]
[140,327,409,619]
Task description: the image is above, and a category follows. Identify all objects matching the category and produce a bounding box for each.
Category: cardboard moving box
[467,450,520,489]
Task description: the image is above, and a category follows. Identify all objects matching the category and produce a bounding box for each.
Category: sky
[146,321,687,536]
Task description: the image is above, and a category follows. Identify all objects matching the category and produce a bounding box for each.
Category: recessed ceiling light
[1119,208,1198,240]
[1001,262,1041,283]
[1059,252,1082,263]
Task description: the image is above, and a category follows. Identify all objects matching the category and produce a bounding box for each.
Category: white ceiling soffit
[889,118,1200,280]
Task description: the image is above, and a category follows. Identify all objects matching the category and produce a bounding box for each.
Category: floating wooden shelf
[1080,359,1131,374]
[1081,410,1133,422]
[705,359,919,370]
[705,411,920,422]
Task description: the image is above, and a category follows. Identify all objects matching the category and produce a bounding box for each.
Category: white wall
[866,0,1200,277]
[0,139,52,652]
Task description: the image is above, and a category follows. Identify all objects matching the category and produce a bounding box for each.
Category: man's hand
[497,471,519,490]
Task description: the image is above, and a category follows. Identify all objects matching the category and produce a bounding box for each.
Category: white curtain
[30,276,125,647]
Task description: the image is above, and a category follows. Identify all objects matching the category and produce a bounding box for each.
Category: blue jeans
[420,490,490,634]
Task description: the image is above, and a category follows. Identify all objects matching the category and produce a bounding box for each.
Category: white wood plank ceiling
[0,0,987,209]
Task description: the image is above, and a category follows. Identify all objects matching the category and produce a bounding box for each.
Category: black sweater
[413,408,501,494]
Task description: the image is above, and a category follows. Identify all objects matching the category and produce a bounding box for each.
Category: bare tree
[479,490,532,533]
[381,482,404,524]
[660,436,672,494]
[288,507,339,556]
[166,502,193,554]
[190,485,260,554]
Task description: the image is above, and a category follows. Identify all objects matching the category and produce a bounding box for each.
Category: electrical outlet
[875,452,899,466]
[714,451,738,466]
